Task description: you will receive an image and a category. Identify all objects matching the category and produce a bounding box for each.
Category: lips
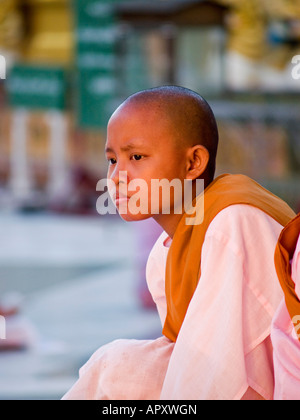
[115,192,129,200]
[114,193,130,206]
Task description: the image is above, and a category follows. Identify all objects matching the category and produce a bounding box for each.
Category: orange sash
[163,174,296,342]
[274,213,300,341]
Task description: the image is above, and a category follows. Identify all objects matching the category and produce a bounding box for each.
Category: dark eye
[109,158,117,165]
[132,155,143,161]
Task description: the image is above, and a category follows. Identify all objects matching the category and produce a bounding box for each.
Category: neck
[152,213,184,239]
[153,177,211,238]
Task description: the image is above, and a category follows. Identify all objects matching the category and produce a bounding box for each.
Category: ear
[186,145,210,180]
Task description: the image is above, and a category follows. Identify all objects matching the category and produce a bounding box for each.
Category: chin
[118,212,152,223]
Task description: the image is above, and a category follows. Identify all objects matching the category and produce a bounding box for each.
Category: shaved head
[117,86,219,182]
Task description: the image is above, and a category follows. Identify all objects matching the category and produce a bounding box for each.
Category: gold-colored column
[21,0,74,65]
[0,0,23,65]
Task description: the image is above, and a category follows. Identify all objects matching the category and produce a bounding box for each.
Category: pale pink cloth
[63,205,284,400]
[62,337,174,400]
[293,236,300,299]
[271,234,300,400]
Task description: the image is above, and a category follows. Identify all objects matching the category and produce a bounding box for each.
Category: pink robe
[272,234,300,400]
[62,205,284,400]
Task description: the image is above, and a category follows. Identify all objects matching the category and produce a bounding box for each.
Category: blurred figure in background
[0,292,37,351]
[215,0,300,90]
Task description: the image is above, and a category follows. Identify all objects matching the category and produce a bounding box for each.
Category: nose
[108,162,129,187]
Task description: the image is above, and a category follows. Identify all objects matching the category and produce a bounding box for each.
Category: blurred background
[0,0,299,399]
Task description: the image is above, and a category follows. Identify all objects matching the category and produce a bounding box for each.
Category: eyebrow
[105,142,146,154]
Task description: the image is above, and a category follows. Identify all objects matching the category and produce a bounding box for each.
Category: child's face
[105,103,189,222]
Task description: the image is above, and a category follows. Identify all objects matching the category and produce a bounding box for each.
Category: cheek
[168,158,186,180]
[154,152,185,181]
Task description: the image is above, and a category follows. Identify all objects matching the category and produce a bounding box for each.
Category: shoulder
[292,234,300,299]
[146,231,169,273]
[206,204,284,244]
[201,204,285,264]
[146,230,170,289]
[146,231,170,324]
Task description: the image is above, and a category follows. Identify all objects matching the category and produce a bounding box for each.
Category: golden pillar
[21,0,74,65]
[0,0,23,65]
[214,0,267,61]
[214,0,300,89]
[215,0,300,61]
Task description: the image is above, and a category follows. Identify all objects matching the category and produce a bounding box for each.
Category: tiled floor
[0,211,162,399]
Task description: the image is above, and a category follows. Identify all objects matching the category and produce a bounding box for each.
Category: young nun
[62,86,296,400]
[271,213,300,400]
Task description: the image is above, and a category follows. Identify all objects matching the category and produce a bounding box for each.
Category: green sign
[74,0,118,129]
[74,0,116,27]
[76,69,117,128]
[6,65,67,111]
